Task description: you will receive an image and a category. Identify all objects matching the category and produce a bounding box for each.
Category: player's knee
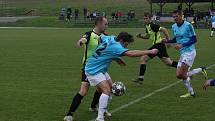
[140,56,148,64]
[79,89,88,96]
[101,86,111,95]
[79,85,89,96]
[176,73,186,80]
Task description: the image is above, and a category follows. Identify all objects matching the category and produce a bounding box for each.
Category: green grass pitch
[0,28,215,121]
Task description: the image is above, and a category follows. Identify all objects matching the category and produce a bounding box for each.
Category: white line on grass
[0,27,75,30]
[89,80,182,121]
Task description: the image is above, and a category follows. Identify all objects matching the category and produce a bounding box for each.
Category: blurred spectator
[190,8,194,16]
[66,7,72,21]
[111,12,115,20]
[102,11,106,17]
[87,11,91,20]
[59,7,66,20]
[84,8,87,20]
[74,9,79,20]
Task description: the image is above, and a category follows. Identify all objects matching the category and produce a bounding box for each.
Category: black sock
[67,93,83,116]
[90,90,102,108]
[171,61,178,68]
[139,64,146,81]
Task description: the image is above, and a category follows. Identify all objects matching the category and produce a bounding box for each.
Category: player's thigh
[104,72,113,88]
[97,80,111,95]
[161,57,173,65]
[86,73,105,86]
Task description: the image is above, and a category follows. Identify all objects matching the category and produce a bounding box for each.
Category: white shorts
[85,72,111,86]
[212,22,215,28]
[177,50,196,68]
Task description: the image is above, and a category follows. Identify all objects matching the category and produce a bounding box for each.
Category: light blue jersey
[211,16,215,22]
[172,21,196,54]
[85,35,129,75]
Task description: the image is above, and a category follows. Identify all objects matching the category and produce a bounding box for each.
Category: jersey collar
[177,20,184,27]
[93,29,102,35]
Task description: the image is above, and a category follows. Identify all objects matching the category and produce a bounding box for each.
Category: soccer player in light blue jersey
[210,12,215,37]
[85,32,158,121]
[203,78,215,90]
[164,10,207,98]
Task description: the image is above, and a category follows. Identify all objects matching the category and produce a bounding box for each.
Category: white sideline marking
[89,80,182,121]
[0,27,75,30]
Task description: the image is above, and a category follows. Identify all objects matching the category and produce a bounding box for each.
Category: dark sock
[90,90,102,108]
[67,93,83,116]
[171,61,178,68]
[139,64,146,81]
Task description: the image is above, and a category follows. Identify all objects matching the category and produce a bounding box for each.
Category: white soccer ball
[112,81,126,96]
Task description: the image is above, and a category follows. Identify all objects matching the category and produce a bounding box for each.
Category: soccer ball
[112,81,126,96]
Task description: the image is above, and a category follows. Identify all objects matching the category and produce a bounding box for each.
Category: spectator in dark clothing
[75,9,79,20]
[66,8,72,21]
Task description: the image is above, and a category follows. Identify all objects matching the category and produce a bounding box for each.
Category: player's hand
[203,80,211,90]
[161,38,168,43]
[136,33,142,38]
[76,41,82,47]
[175,44,183,50]
[151,49,159,55]
[77,38,87,47]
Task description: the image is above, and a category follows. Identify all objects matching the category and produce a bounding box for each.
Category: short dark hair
[117,32,134,43]
[173,10,183,15]
[144,12,152,18]
[95,16,106,25]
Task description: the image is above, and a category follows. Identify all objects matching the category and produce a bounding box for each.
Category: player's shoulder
[184,21,191,25]
[172,23,177,28]
[83,30,93,38]
[84,30,93,35]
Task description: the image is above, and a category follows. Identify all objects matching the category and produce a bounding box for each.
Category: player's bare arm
[160,27,170,40]
[124,49,158,57]
[136,33,150,39]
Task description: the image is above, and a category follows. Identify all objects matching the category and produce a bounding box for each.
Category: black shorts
[147,43,169,59]
[212,28,215,31]
[81,65,89,83]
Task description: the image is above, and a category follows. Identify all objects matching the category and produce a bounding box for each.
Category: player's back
[85,35,128,75]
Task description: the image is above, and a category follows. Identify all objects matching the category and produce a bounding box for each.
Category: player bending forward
[85,32,158,121]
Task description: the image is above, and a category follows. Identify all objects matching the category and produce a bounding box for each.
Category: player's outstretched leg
[89,90,102,112]
[180,77,195,98]
[177,64,196,98]
[64,82,89,121]
[96,80,112,121]
[133,55,150,84]
[187,66,208,79]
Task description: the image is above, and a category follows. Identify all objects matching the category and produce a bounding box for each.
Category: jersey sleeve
[114,43,129,56]
[83,31,92,44]
[145,27,148,33]
[100,34,110,43]
[188,24,196,36]
[150,23,160,33]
